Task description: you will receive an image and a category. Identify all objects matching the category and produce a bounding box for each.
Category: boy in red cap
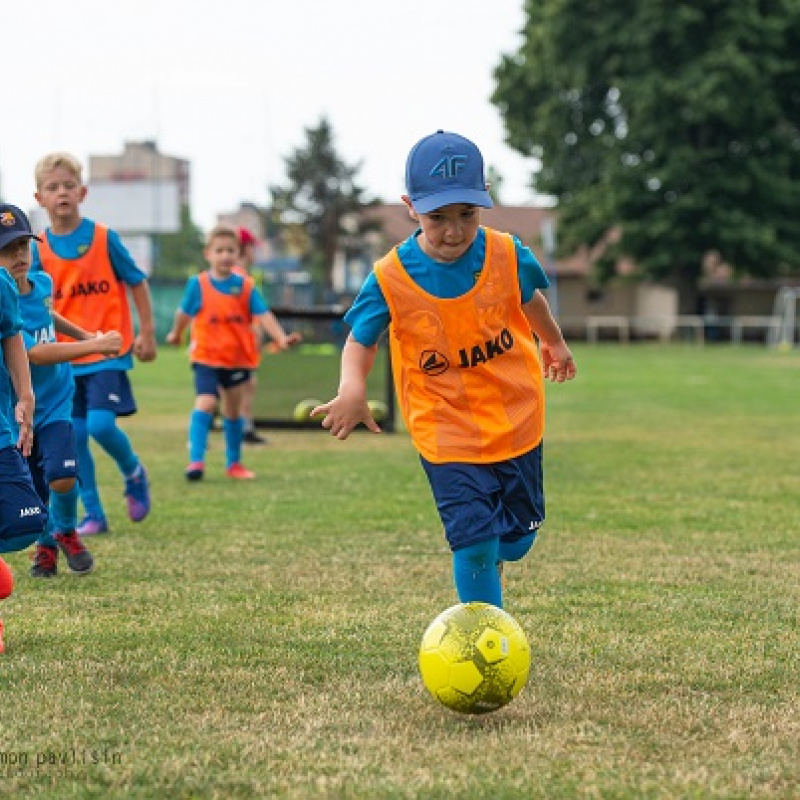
[166,225,300,480]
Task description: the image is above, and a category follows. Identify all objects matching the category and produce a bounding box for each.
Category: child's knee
[50,476,77,494]
[86,410,117,440]
[454,538,500,572]
[498,531,537,562]
[0,558,13,599]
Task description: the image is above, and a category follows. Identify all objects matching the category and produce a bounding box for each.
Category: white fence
[579,315,792,346]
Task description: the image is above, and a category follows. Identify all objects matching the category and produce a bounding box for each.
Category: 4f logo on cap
[1,212,16,227]
[430,155,467,180]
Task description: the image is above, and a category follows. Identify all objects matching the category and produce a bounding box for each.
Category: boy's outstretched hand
[14,400,34,458]
[540,341,577,383]
[96,330,123,356]
[312,394,382,440]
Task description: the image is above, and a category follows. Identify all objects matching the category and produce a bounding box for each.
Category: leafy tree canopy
[493,0,800,289]
[270,117,378,293]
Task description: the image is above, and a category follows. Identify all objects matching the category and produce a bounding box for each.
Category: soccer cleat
[243,430,269,446]
[226,463,256,480]
[30,544,59,578]
[124,464,151,522]
[185,461,205,481]
[54,531,94,575]
[77,514,109,536]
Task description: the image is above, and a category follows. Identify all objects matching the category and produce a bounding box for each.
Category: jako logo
[19,507,41,518]
[457,328,514,368]
[429,155,467,180]
[419,350,449,376]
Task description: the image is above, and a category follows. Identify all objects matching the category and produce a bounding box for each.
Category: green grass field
[1,344,799,799]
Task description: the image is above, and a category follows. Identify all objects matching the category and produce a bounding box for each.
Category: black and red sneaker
[54,531,94,575]
[30,544,58,578]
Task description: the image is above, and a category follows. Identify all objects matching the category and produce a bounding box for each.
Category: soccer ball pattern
[418,602,530,714]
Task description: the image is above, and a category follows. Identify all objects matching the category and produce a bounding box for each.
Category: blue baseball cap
[405,130,494,213]
[0,204,40,250]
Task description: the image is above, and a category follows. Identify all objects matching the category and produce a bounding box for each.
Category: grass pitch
[0,344,798,799]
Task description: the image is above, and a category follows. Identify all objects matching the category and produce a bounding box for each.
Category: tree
[269,117,379,297]
[493,0,800,304]
[153,205,205,280]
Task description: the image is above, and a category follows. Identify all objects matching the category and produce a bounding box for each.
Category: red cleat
[226,463,256,480]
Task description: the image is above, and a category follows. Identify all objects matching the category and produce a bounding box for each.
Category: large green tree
[269,117,378,296]
[493,0,800,301]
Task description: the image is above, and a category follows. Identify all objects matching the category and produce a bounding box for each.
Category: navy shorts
[420,444,545,552]
[26,420,79,505]
[0,446,48,553]
[72,370,137,418]
[192,364,251,397]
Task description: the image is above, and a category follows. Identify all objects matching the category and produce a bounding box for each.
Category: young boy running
[1,204,123,577]
[166,225,300,480]
[314,131,577,609]
[0,216,49,650]
[32,153,156,536]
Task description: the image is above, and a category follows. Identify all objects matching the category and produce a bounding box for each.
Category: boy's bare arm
[2,334,35,456]
[129,281,157,362]
[523,291,577,383]
[165,309,192,345]
[313,334,381,439]
[28,331,123,366]
[255,311,302,351]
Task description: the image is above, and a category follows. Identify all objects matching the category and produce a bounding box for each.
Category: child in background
[314,131,577,609]
[1,204,123,577]
[32,153,157,536]
[0,221,49,651]
[166,225,300,480]
[235,227,268,446]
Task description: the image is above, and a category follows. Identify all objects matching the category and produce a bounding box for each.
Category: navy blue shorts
[0,446,48,553]
[72,370,137,418]
[26,420,79,506]
[420,444,545,552]
[192,364,251,397]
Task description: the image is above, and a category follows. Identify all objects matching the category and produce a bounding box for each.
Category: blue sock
[36,520,57,548]
[50,484,79,533]
[74,416,105,520]
[87,409,139,477]
[223,417,244,468]
[452,537,502,608]
[498,531,537,563]
[188,410,213,463]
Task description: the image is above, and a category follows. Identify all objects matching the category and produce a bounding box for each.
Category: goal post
[252,305,396,432]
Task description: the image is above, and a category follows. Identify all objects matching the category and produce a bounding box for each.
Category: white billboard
[81,180,181,234]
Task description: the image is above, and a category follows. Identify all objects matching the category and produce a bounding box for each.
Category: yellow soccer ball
[418,602,530,714]
[367,399,388,422]
[293,399,321,422]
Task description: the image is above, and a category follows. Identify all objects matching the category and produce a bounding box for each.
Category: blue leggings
[73,411,138,517]
[452,532,536,609]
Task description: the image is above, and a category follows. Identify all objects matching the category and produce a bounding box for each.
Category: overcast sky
[2,0,534,232]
